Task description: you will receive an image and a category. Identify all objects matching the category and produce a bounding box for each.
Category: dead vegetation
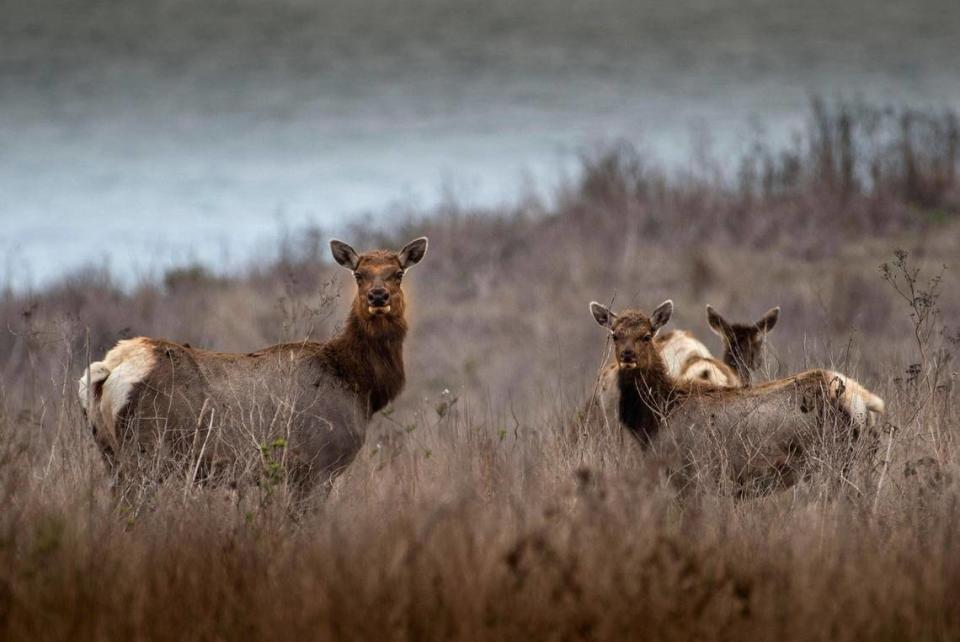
[0,101,958,640]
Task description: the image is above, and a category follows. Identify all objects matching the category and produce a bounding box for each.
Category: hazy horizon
[3,0,959,288]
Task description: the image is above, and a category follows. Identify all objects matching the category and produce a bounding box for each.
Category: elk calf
[589,300,882,495]
[78,237,428,494]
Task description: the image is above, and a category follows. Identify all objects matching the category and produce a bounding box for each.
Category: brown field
[1,101,959,640]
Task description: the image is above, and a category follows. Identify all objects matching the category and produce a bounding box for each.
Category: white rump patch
[658,331,713,380]
[826,370,885,425]
[684,358,739,387]
[78,338,157,449]
[659,330,739,387]
[78,361,111,419]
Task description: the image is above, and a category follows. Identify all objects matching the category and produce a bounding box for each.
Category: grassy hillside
[1,101,959,640]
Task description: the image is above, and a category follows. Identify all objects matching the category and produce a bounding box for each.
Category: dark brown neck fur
[323,305,408,415]
[617,356,677,447]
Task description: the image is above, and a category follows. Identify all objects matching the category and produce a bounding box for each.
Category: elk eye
[642,333,653,342]
[395,270,404,281]
[354,273,363,283]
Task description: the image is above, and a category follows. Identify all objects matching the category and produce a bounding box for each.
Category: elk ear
[706,304,732,338]
[330,240,360,270]
[755,306,780,333]
[398,237,428,269]
[589,302,616,329]
[650,299,673,332]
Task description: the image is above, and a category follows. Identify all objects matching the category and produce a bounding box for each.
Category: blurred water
[2,0,959,288]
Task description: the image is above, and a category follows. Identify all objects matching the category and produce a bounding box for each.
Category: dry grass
[1,101,959,640]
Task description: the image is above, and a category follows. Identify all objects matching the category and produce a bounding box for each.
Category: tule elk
[592,306,778,433]
[589,300,881,495]
[78,237,428,495]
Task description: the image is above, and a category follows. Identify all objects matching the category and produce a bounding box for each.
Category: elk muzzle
[619,348,638,369]
[367,287,391,314]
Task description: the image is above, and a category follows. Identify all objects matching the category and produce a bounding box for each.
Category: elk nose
[367,288,390,307]
[620,349,636,362]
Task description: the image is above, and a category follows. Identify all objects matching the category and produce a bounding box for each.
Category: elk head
[706,304,779,376]
[330,237,428,322]
[590,300,673,370]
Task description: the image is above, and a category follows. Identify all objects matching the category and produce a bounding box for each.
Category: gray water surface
[3,0,959,288]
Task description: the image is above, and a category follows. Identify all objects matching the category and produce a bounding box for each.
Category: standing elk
[592,305,780,433]
[78,237,428,495]
[588,300,882,494]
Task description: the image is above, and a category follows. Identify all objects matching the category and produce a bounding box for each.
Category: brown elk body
[77,237,428,492]
[589,300,876,494]
[593,307,776,433]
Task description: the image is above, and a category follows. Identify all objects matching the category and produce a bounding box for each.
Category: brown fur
[706,304,780,385]
[591,301,867,494]
[328,246,417,412]
[592,316,737,436]
[78,237,428,493]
